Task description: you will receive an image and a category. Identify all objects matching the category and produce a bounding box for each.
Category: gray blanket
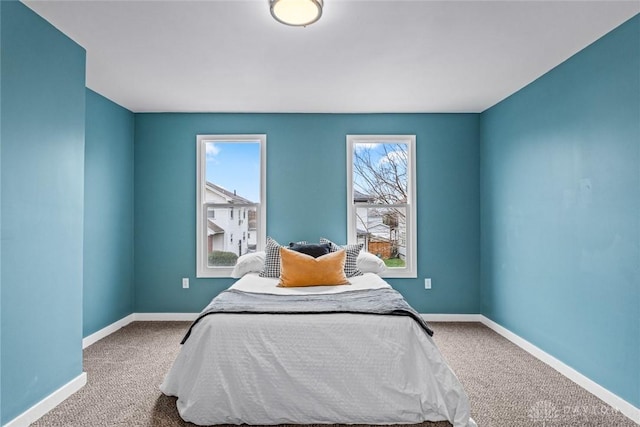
[181,288,433,344]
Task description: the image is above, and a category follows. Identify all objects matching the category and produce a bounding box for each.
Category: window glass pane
[204,141,260,268]
[197,135,265,278]
[356,206,406,268]
[205,141,261,203]
[207,205,258,267]
[347,135,415,278]
[352,142,408,204]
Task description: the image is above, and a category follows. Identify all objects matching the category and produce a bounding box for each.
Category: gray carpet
[32,321,636,427]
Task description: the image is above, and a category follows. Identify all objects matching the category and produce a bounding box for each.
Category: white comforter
[161,273,476,427]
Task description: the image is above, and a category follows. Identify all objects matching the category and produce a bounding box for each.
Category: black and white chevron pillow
[259,237,307,278]
[259,237,283,278]
[319,238,364,278]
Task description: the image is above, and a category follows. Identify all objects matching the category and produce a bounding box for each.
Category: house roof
[353,190,374,203]
[207,218,224,235]
[206,182,253,204]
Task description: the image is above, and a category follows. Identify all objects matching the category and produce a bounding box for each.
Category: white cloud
[354,142,378,152]
[379,149,407,165]
[206,143,220,158]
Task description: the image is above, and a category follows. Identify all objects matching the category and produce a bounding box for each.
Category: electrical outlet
[424,278,431,289]
[182,277,189,289]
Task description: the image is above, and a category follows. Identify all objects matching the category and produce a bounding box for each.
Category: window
[347,135,417,278]
[196,134,266,278]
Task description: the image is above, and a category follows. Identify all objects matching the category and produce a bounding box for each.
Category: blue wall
[480,15,639,407]
[0,1,86,423]
[3,2,636,422]
[0,1,3,422]
[134,114,480,314]
[84,89,135,337]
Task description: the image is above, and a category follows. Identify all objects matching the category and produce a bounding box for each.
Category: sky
[204,140,406,204]
[206,141,261,203]
[352,142,408,198]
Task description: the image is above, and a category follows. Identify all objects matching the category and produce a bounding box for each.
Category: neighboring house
[353,190,406,261]
[205,182,256,257]
[246,209,257,250]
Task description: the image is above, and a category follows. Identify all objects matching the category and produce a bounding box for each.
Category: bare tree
[352,143,407,204]
[353,143,408,261]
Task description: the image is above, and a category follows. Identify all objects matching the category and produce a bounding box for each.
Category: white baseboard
[421,313,482,322]
[17,313,636,427]
[4,373,87,427]
[82,313,198,350]
[480,315,640,425]
[133,312,198,321]
[82,314,135,349]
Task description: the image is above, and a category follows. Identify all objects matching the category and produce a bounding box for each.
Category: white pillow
[231,251,266,278]
[356,251,387,275]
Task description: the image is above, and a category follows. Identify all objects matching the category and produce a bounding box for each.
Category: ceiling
[23,1,639,113]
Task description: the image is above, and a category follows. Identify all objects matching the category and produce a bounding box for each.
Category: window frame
[196,134,267,278]
[346,135,417,278]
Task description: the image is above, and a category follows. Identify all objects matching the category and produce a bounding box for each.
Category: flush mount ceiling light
[270,0,323,27]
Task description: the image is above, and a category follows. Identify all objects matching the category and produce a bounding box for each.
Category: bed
[160,271,477,427]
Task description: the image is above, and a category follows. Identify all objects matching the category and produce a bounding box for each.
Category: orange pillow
[278,247,350,287]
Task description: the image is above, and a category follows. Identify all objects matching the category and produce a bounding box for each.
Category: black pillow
[288,242,332,258]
